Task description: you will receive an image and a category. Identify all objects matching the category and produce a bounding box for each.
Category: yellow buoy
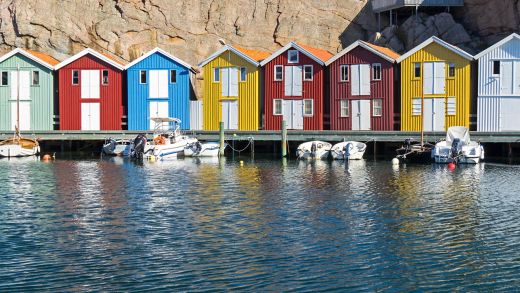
[149,155,156,162]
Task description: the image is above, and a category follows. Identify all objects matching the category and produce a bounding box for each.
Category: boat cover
[446,126,470,145]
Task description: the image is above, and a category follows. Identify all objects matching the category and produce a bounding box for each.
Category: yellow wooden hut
[198,45,269,130]
[397,36,473,131]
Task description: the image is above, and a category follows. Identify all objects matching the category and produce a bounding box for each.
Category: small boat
[101,138,131,156]
[330,141,367,160]
[184,141,223,157]
[0,66,39,158]
[131,118,197,160]
[395,139,434,163]
[432,126,484,164]
[296,141,331,160]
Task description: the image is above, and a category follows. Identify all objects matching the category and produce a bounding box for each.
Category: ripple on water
[1,157,520,291]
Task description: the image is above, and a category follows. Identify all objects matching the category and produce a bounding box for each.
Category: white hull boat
[0,138,40,157]
[184,141,222,157]
[432,126,484,164]
[330,141,366,160]
[146,135,198,160]
[102,138,131,156]
[296,141,331,160]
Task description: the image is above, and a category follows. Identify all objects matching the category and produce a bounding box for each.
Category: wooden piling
[281,120,287,157]
[219,122,225,156]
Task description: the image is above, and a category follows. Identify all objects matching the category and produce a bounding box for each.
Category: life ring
[154,136,166,145]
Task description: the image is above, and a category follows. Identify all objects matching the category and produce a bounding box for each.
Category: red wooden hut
[260,42,332,130]
[55,48,125,130]
[325,41,400,131]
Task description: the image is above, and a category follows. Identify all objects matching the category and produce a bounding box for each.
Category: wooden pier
[1,130,519,143]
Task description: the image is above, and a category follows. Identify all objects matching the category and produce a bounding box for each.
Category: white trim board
[326,41,397,66]
[474,33,520,60]
[260,42,328,67]
[0,48,56,70]
[198,45,260,68]
[55,48,125,71]
[125,47,194,71]
[396,36,473,63]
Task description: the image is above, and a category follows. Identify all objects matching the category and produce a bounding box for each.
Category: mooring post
[281,120,287,157]
[219,122,225,156]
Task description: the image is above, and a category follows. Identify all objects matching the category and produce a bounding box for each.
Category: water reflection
[0,158,520,291]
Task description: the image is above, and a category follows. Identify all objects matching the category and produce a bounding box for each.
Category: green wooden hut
[0,48,59,131]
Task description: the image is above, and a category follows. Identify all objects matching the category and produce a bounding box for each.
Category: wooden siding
[400,42,471,131]
[263,49,324,130]
[58,54,123,130]
[126,52,192,130]
[202,50,260,131]
[0,54,54,131]
[328,46,395,130]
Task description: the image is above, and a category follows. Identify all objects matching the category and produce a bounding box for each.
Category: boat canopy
[446,126,470,145]
[150,117,181,124]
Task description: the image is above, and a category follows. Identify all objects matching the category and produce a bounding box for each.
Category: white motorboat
[432,126,484,164]
[143,118,197,160]
[330,141,367,160]
[0,66,39,158]
[184,141,223,157]
[101,138,131,156]
[296,141,331,160]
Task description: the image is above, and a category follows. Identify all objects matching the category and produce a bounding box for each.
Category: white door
[423,98,445,131]
[149,70,169,98]
[501,61,513,95]
[514,61,520,95]
[221,100,238,130]
[423,62,434,95]
[11,101,31,131]
[221,68,238,97]
[149,101,169,130]
[10,71,30,101]
[351,100,371,130]
[282,100,304,130]
[500,98,520,131]
[81,70,100,99]
[351,65,360,96]
[360,64,371,95]
[434,62,445,95]
[81,103,100,130]
[284,66,302,96]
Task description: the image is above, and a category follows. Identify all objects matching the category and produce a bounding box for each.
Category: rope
[226,137,254,153]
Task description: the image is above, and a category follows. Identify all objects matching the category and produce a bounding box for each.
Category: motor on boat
[432,126,484,164]
[184,141,222,157]
[296,141,331,160]
[330,141,367,160]
[130,134,148,160]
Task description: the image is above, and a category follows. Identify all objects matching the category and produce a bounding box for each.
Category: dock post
[219,122,225,156]
[281,120,287,157]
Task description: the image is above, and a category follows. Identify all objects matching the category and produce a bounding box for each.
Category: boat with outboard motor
[184,141,223,157]
[129,118,197,160]
[296,141,331,160]
[330,141,366,160]
[101,138,131,156]
[432,126,484,164]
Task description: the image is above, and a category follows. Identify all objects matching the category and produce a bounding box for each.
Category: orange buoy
[42,154,52,161]
[447,162,456,170]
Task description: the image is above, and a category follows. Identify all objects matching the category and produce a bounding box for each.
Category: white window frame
[240,67,247,82]
[340,65,349,82]
[492,60,500,76]
[372,63,382,81]
[288,50,299,63]
[448,63,456,78]
[72,70,79,85]
[0,71,7,86]
[303,99,314,116]
[32,70,40,86]
[274,65,283,81]
[170,69,177,84]
[213,68,220,83]
[340,100,349,117]
[447,97,456,115]
[412,98,422,116]
[373,98,382,117]
[303,65,313,81]
[102,69,109,85]
[273,99,283,115]
[139,70,147,84]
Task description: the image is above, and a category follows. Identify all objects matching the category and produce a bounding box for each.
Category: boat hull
[146,137,198,160]
[296,141,332,160]
[0,139,40,157]
[184,142,221,157]
[330,141,366,160]
[396,147,433,163]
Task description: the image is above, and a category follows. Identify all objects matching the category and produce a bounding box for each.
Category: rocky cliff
[0,0,517,66]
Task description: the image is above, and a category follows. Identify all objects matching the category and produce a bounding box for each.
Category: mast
[420,62,424,149]
[16,64,20,140]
